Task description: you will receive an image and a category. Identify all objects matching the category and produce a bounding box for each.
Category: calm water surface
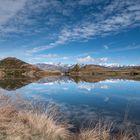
[1,77,140,129]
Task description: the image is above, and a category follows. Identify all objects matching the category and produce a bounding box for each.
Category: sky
[0,0,140,65]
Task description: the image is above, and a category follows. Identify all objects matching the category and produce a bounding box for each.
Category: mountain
[0,57,40,70]
[0,57,42,78]
[0,57,45,79]
[69,64,110,74]
[36,63,73,72]
[68,64,140,80]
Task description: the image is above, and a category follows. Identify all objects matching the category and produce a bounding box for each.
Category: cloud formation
[0,0,27,25]
[27,0,140,54]
[77,56,108,64]
[0,0,27,36]
[0,0,140,55]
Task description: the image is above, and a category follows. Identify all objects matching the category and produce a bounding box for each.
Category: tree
[71,64,80,72]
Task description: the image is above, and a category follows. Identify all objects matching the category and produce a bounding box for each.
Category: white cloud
[0,0,27,25]
[0,0,67,36]
[28,0,140,53]
[0,0,28,36]
[24,52,72,64]
[99,63,120,67]
[104,45,109,50]
[99,57,108,62]
[79,0,94,5]
[63,57,69,60]
[27,29,71,54]
[39,54,58,58]
[77,56,108,64]
[109,45,140,52]
[77,56,95,63]
[0,0,140,53]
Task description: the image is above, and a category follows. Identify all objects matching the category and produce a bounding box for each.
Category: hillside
[0,57,60,79]
[68,64,111,75]
[68,64,140,80]
[0,57,42,70]
[36,63,72,72]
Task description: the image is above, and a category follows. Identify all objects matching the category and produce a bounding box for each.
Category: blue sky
[0,0,140,65]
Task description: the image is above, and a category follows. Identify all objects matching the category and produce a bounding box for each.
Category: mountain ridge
[0,57,140,79]
[0,57,61,79]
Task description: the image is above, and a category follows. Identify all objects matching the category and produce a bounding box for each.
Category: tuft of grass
[73,129,136,140]
[73,122,136,140]
[116,132,136,140]
[74,122,112,140]
[0,95,138,140]
[0,95,69,140]
[6,111,69,140]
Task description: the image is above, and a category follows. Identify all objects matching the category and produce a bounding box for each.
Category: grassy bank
[0,95,138,140]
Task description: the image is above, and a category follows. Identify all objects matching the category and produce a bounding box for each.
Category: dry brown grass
[72,122,112,140]
[73,130,136,140]
[0,95,69,140]
[0,95,137,140]
[74,126,136,140]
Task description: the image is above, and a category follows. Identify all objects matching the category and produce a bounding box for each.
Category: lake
[0,76,140,131]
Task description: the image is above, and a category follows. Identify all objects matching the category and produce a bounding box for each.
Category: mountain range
[0,57,61,79]
[36,63,72,72]
[0,57,140,80]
